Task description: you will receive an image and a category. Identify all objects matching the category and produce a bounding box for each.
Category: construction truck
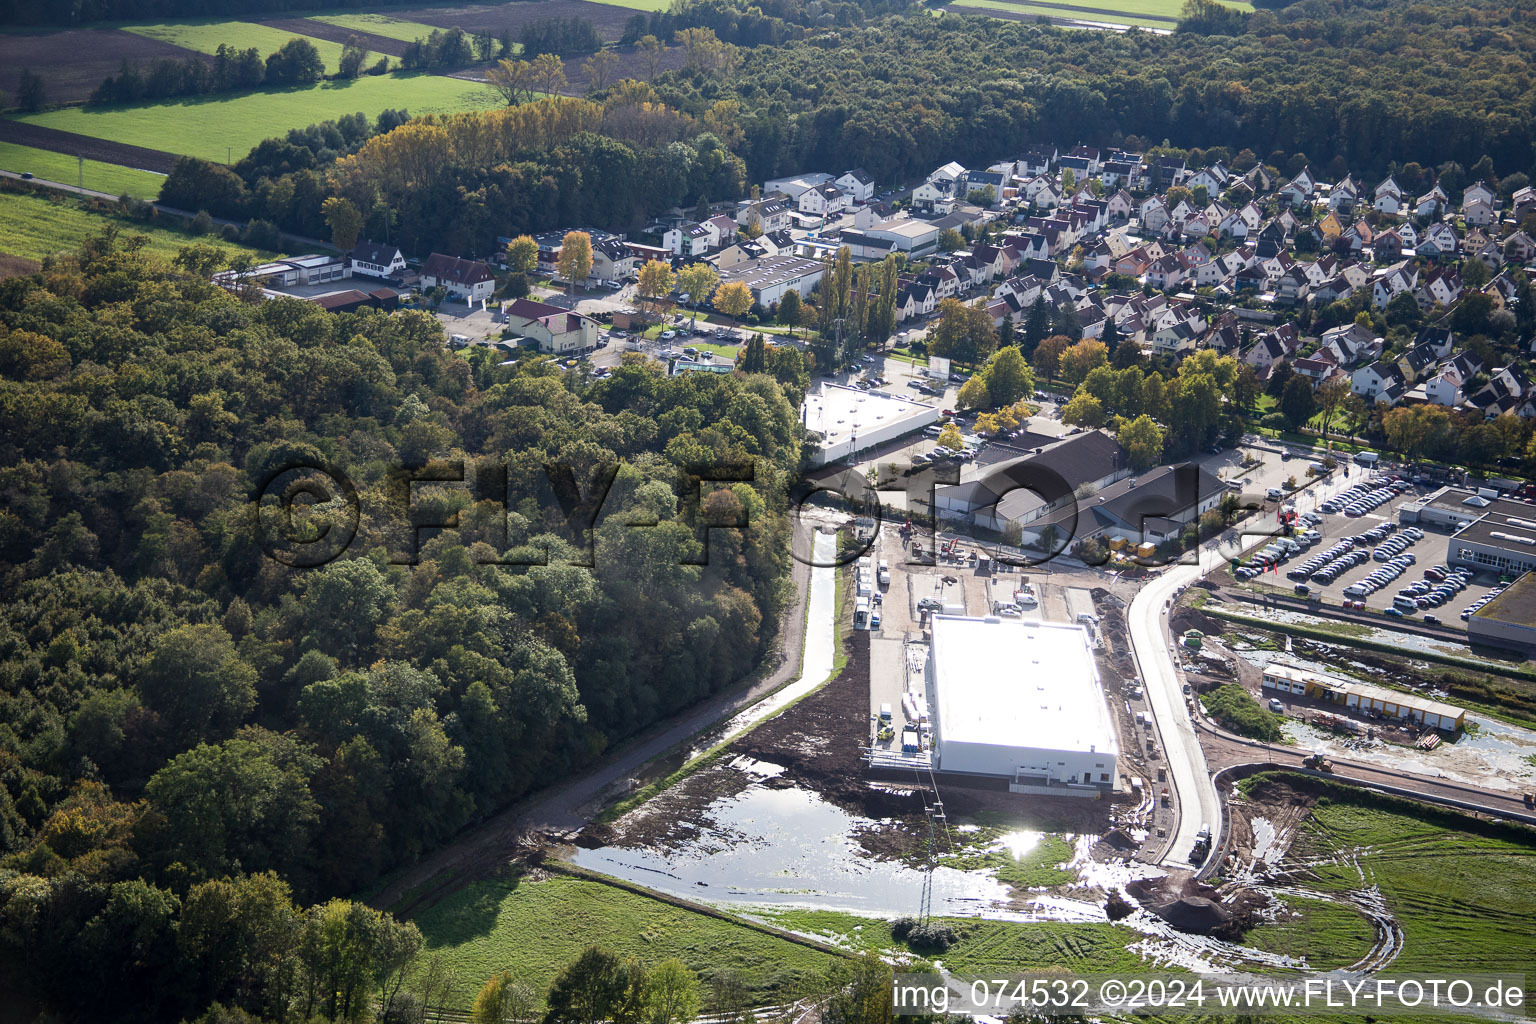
[1302,753,1334,773]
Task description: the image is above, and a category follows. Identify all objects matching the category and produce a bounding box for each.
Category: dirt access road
[370,522,829,915]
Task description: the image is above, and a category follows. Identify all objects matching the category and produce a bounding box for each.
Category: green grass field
[1237,779,1536,991]
[0,142,164,199]
[16,73,500,163]
[756,908,1148,974]
[410,873,839,1010]
[0,190,272,263]
[308,12,458,44]
[948,0,1250,27]
[946,0,1179,29]
[123,19,351,72]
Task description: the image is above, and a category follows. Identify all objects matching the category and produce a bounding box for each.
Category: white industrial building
[801,383,940,466]
[928,616,1118,794]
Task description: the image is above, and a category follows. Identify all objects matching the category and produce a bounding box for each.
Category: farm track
[259,17,411,57]
[0,121,181,175]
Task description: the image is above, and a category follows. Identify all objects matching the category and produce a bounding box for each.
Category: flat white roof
[930,616,1117,756]
[801,383,936,447]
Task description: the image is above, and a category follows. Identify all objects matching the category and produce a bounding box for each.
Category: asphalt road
[1128,470,1363,868]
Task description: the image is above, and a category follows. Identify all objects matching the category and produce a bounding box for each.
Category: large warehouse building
[1468,571,1536,652]
[927,616,1118,795]
[1400,486,1536,575]
[801,384,940,465]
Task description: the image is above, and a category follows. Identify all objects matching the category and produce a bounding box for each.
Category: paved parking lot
[1228,485,1509,627]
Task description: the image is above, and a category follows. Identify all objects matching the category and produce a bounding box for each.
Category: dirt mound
[1097,828,1138,852]
[1171,606,1219,636]
[1154,895,1232,934]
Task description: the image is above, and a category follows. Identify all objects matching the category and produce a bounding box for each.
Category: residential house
[1373,229,1406,262]
[421,253,495,303]
[664,222,712,258]
[1294,352,1341,384]
[1512,185,1536,222]
[1321,322,1384,367]
[348,240,406,280]
[1462,191,1497,228]
[1276,264,1311,305]
[1106,188,1135,221]
[1372,176,1403,215]
[1017,146,1057,176]
[835,168,875,202]
[1417,265,1464,309]
[1468,365,1532,418]
[1415,184,1450,220]
[736,198,791,234]
[1415,326,1457,359]
[1187,162,1228,195]
[1504,230,1536,263]
[1140,198,1170,234]
[1425,350,1482,407]
[1419,221,1459,260]
[798,183,849,218]
[912,177,957,214]
[591,236,637,283]
[1329,175,1359,214]
[1352,360,1406,404]
[1278,167,1316,207]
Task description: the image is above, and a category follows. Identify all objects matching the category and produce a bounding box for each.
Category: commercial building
[718,254,825,308]
[800,383,939,466]
[504,298,599,354]
[1260,662,1465,731]
[1468,571,1536,652]
[1396,486,1536,575]
[927,616,1117,794]
[934,431,1131,534]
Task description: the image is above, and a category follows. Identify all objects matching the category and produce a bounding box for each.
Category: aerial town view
[2,0,1536,1020]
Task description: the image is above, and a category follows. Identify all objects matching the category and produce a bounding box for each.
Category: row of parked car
[1462,579,1513,620]
[1322,482,1407,517]
[1339,553,1417,599]
[1390,565,1474,618]
[1232,530,1320,579]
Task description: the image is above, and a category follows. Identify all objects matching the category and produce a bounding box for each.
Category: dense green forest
[153,0,1536,259]
[0,232,806,1020]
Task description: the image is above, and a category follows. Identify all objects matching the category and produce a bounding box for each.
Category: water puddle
[573,782,1016,917]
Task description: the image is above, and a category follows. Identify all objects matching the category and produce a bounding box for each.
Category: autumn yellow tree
[320,196,362,252]
[504,235,538,274]
[712,281,754,321]
[485,58,536,105]
[676,263,721,326]
[636,259,676,314]
[556,230,592,293]
[581,49,619,93]
[531,53,567,96]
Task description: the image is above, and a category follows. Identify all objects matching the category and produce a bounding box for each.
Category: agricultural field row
[14,73,500,165]
[122,19,351,73]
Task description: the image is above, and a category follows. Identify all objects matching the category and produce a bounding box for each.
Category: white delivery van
[877,559,891,587]
[879,703,893,721]
[855,598,870,628]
